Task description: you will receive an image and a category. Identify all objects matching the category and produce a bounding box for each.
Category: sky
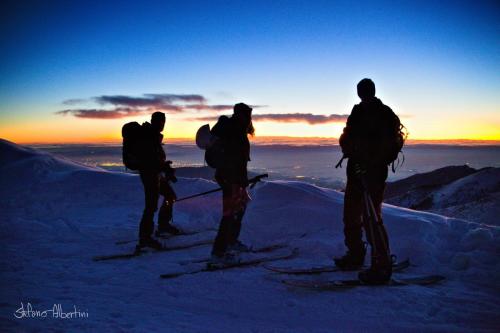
[0,0,499,143]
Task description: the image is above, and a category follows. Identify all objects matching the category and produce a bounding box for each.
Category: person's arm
[224,137,249,186]
[138,136,157,170]
[211,116,229,138]
[339,105,359,157]
[234,159,249,187]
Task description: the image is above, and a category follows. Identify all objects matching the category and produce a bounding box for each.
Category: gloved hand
[222,185,251,217]
[163,162,177,183]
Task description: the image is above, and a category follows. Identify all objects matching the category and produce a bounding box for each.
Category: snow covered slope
[385,165,478,200]
[1,139,499,332]
[386,166,500,226]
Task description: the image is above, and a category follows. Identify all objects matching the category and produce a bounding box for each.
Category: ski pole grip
[248,173,268,188]
[335,156,346,169]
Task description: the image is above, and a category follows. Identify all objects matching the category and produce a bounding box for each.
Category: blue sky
[1,0,499,142]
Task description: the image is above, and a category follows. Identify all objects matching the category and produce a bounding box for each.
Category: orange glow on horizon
[1,115,499,145]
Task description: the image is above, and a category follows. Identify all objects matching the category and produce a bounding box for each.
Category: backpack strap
[335,155,346,169]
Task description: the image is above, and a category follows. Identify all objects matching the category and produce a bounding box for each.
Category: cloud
[185,104,266,111]
[195,113,349,124]
[93,94,207,107]
[183,104,234,111]
[62,98,86,105]
[55,108,147,119]
[57,93,265,119]
[253,113,348,124]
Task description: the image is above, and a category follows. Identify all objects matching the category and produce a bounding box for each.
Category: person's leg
[335,174,366,269]
[358,167,392,284]
[158,202,173,228]
[139,171,159,239]
[158,180,178,233]
[230,206,246,244]
[212,185,234,256]
[227,205,246,248]
[343,177,365,254]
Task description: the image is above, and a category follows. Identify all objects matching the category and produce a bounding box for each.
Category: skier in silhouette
[336,79,403,284]
[210,103,254,263]
[137,112,179,249]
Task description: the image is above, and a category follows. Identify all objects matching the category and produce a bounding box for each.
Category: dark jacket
[211,116,250,186]
[139,122,166,173]
[340,97,400,168]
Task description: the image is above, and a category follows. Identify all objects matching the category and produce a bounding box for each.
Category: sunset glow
[1,2,499,144]
[3,113,498,145]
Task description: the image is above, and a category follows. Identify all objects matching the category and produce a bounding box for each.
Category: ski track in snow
[0,139,499,332]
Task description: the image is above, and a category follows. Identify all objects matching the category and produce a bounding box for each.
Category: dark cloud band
[93,94,207,107]
[253,113,349,124]
[56,93,264,119]
[55,108,146,119]
[196,113,348,124]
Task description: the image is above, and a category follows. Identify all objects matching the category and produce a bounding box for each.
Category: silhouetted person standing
[336,79,402,284]
[138,112,179,249]
[211,103,254,262]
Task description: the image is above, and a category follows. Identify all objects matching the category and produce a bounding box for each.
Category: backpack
[386,117,407,171]
[122,121,144,170]
[337,106,407,171]
[195,123,227,169]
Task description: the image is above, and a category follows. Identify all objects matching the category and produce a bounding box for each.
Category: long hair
[247,120,255,136]
[233,113,255,137]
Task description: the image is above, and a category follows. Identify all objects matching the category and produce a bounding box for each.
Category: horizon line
[6,136,500,146]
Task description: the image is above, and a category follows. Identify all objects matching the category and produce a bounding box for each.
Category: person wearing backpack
[335,78,405,284]
[123,111,180,250]
[210,103,254,263]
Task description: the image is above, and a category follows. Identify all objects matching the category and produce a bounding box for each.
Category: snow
[1,138,499,332]
[386,166,500,226]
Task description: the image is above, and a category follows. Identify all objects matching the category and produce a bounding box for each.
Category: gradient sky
[0,0,499,143]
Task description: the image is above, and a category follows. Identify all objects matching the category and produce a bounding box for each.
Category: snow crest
[1,139,498,332]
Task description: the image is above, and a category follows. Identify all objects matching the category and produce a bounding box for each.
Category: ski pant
[138,170,174,239]
[212,184,246,255]
[343,163,391,266]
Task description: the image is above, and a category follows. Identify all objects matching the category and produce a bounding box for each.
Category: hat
[233,103,253,117]
[151,111,166,122]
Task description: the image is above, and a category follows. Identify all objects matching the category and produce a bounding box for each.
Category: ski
[178,243,287,265]
[160,247,298,279]
[93,238,213,261]
[264,258,410,275]
[282,274,445,289]
[115,228,217,245]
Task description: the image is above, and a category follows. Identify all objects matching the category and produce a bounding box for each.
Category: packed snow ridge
[386,165,500,226]
[0,138,498,332]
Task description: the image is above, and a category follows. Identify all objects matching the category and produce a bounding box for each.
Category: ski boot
[334,245,367,270]
[209,250,240,266]
[227,240,250,253]
[358,255,394,285]
[156,224,182,237]
[137,236,163,251]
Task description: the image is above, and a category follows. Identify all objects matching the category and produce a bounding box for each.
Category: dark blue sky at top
[0,0,499,121]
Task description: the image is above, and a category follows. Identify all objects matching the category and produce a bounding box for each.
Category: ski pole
[174,188,222,203]
[174,173,268,203]
[362,188,378,258]
[358,171,390,262]
[365,192,390,261]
